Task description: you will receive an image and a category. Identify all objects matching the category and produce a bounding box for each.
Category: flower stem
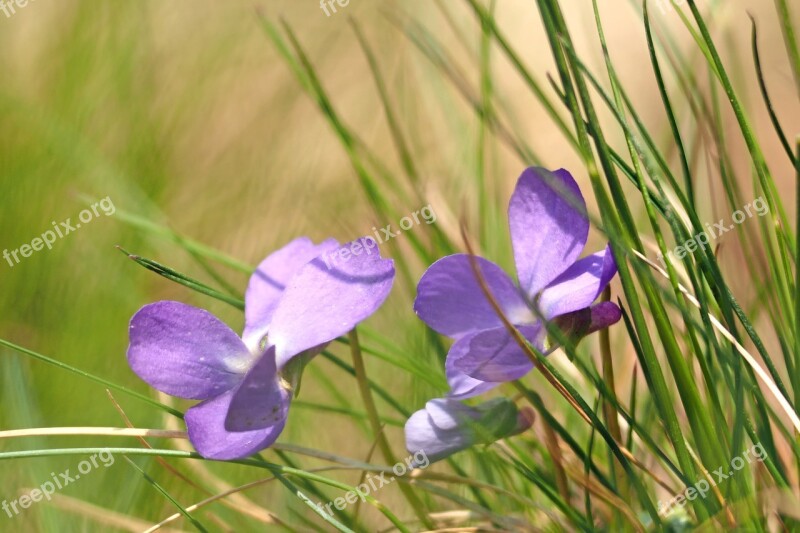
[795,138,800,489]
[599,286,630,529]
[348,328,433,529]
[0,427,187,440]
[540,408,570,504]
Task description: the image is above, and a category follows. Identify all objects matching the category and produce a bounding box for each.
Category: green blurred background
[0,0,796,530]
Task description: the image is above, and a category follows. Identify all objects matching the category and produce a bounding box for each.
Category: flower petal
[268,238,395,369]
[538,244,617,319]
[243,237,339,351]
[587,301,622,332]
[425,397,477,431]
[186,387,288,460]
[127,301,252,400]
[509,168,589,298]
[225,346,292,432]
[414,254,534,339]
[404,403,473,463]
[551,301,622,343]
[404,398,533,463]
[447,324,541,383]
[446,359,501,400]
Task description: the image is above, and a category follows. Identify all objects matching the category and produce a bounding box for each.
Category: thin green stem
[599,287,629,518]
[0,338,183,419]
[347,329,433,529]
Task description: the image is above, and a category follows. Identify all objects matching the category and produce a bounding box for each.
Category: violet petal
[446,357,501,400]
[127,301,253,400]
[537,244,617,319]
[225,346,292,432]
[186,387,288,460]
[268,238,395,369]
[414,254,533,339]
[447,324,541,383]
[404,398,532,463]
[586,301,622,333]
[243,237,339,351]
[509,168,589,299]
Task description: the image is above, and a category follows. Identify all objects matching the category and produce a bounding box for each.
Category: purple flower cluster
[404,167,620,461]
[125,167,620,461]
[127,237,394,459]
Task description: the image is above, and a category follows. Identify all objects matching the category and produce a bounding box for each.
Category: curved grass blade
[774,0,800,96]
[123,456,210,533]
[117,246,245,310]
[0,337,183,419]
[0,447,407,531]
[750,16,798,169]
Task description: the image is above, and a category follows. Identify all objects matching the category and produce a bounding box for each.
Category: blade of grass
[750,16,798,169]
[117,246,245,311]
[0,337,183,419]
[774,0,800,96]
[123,456,210,533]
[347,328,433,529]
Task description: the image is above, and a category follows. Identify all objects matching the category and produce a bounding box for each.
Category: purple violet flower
[405,398,534,463]
[414,167,621,399]
[127,237,395,460]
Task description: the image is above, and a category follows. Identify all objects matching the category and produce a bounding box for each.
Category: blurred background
[0,0,796,530]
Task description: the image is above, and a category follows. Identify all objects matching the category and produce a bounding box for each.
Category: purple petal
[447,324,541,383]
[509,168,589,298]
[552,301,622,341]
[243,237,339,351]
[225,346,292,432]
[186,386,289,460]
[404,400,482,462]
[127,301,253,400]
[585,301,622,334]
[446,354,501,399]
[538,245,617,319]
[425,397,479,431]
[268,238,395,369]
[414,254,534,339]
[404,398,534,463]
